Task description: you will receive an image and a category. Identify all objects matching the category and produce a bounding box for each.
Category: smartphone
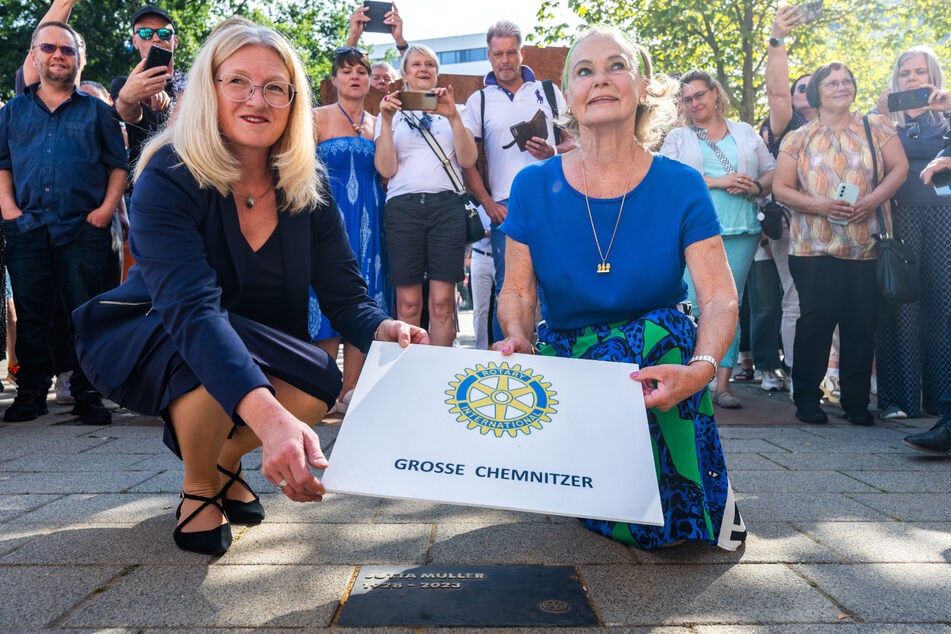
[398,90,438,111]
[143,45,172,71]
[831,182,859,225]
[933,169,951,197]
[796,0,824,24]
[509,109,548,152]
[887,87,933,112]
[362,1,392,34]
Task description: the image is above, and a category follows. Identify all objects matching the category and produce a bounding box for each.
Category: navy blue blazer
[73,145,386,417]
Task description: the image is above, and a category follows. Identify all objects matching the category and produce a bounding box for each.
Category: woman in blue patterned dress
[494,27,745,550]
[311,47,391,412]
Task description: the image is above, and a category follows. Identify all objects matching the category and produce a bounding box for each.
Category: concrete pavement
[1,313,949,631]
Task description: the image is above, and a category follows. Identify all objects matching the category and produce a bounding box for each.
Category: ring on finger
[277,479,288,491]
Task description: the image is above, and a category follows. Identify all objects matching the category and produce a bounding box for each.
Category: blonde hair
[678,69,731,120]
[135,17,324,213]
[560,26,677,149]
[400,44,439,77]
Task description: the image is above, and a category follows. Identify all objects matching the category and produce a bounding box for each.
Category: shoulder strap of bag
[479,88,486,142]
[691,125,737,173]
[542,79,562,145]
[863,114,888,239]
[404,111,466,194]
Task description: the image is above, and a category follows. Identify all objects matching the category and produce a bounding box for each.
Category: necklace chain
[232,179,274,210]
[580,150,640,274]
[337,102,366,136]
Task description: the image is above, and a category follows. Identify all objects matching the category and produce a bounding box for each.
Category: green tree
[0,0,352,102]
[532,0,951,123]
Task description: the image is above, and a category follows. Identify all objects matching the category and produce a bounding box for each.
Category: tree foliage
[0,0,351,102]
[531,0,951,123]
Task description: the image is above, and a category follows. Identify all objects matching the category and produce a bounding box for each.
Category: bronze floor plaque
[338,565,597,627]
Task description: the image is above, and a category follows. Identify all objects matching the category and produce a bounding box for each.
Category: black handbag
[863,115,919,304]
[463,197,486,244]
[758,198,790,240]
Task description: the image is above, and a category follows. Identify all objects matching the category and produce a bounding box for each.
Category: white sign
[321,342,663,525]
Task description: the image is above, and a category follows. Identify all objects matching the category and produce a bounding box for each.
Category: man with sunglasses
[0,20,128,424]
[114,5,183,176]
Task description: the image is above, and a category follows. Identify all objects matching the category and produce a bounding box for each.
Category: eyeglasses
[820,78,854,90]
[794,84,808,94]
[135,27,175,41]
[216,74,296,108]
[34,43,77,57]
[906,120,920,140]
[334,46,368,58]
[681,89,709,105]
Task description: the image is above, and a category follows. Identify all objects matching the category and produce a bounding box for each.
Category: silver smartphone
[398,90,438,111]
[796,0,824,24]
[934,169,951,197]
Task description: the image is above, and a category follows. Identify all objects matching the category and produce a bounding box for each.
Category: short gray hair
[400,44,439,76]
[486,20,521,47]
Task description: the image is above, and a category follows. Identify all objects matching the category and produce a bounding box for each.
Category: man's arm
[765,4,800,139]
[86,167,128,227]
[20,0,80,88]
[0,170,23,220]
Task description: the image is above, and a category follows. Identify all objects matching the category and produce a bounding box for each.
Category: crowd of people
[0,2,949,558]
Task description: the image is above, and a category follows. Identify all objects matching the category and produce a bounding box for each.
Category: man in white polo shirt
[462,20,573,340]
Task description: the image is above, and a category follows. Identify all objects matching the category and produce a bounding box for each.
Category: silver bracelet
[688,355,718,380]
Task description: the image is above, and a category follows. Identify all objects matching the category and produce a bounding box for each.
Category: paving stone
[6,493,177,528]
[718,438,787,453]
[223,523,431,565]
[257,491,382,523]
[882,452,951,470]
[794,563,951,622]
[0,565,124,629]
[722,453,789,470]
[694,625,951,633]
[842,470,951,493]
[764,427,909,454]
[64,564,353,628]
[0,493,61,522]
[0,452,156,472]
[791,522,951,563]
[580,563,840,626]
[845,493,951,521]
[735,492,892,522]
[0,470,157,494]
[761,452,908,471]
[432,522,633,565]
[375,498,548,523]
[730,471,879,494]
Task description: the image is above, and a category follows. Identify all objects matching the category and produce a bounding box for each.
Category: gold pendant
[597,262,611,274]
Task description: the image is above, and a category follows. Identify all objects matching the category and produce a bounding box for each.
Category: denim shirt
[0,84,128,246]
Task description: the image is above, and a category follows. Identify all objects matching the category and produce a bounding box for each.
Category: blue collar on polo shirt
[484,66,537,100]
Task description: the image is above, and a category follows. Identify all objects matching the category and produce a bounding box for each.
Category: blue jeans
[4,220,112,397]
[490,210,507,342]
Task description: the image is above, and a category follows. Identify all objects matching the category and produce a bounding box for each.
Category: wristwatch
[688,355,719,380]
[769,37,785,48]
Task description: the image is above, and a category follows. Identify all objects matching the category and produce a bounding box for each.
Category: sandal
[217,464,265,525]
[712,391,742,409]
[732,367,755,382]
[173,491,232,555]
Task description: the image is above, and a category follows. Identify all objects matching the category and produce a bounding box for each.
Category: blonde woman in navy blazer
[73,18,427,555]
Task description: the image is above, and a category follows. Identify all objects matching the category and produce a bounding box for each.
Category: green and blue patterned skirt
[537,307,746,551]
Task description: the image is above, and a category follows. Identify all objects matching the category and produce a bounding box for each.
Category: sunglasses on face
[35,43,77,57]
[334,46,368,58]
[135,27,174,41]
[681,89,709,105]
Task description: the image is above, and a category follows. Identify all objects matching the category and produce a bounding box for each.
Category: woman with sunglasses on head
[72,18,427,556]
[660,69,776,410]
[309,45,392,415]
[374,44,477,347]
[873,46,951,421]
[773,61,908,426]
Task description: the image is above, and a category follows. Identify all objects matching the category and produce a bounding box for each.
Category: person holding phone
[874,46,951,421]
[113,5,184,179]
[660,70,776,410]
[345,2,408,57]
[374,44,477,347]
[772,61,908,425]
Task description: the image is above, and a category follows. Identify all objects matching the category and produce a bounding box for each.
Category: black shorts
[384,191,466,285]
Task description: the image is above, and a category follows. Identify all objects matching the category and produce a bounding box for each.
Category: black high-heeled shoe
[173,491,232,555]
[217,464,265,525]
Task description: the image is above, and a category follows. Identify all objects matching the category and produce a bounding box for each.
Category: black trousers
[789,255,879,414]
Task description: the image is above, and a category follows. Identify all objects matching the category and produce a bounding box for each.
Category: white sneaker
[881,405,907,420]
[821,373,840,404]
[54,371,75,405]
[760,370,785,392]
[870,375,878,396]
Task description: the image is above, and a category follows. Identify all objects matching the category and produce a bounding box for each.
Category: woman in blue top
[495,26,746,551]
[311,46,392,414]
[661,70,776,409]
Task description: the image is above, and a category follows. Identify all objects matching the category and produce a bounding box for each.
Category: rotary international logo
[445,362,558,437]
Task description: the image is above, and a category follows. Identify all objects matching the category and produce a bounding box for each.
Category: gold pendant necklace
[232,180,275,209]
[580,150,640,274]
